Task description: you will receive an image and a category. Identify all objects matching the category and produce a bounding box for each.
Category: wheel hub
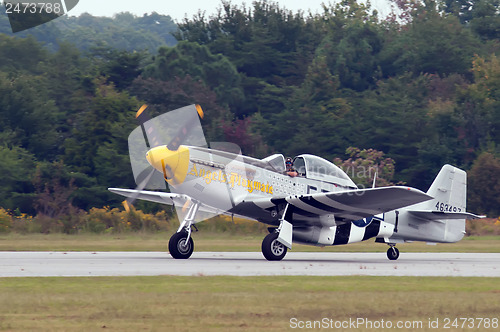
[271,239,285,256]
[178,239,190,254]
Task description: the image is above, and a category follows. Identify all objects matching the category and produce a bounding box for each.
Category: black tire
[387,247,400,260]
[169,231,194,259]
[262,232,287,261]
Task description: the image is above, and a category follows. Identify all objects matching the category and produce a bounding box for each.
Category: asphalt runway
[1,252,500,277]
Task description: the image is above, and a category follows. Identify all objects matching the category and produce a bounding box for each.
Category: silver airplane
[109,105,482,261]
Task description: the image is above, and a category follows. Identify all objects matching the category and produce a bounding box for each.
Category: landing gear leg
[386,245,400,261]
[168,201,199,259]
[262,203,293,261]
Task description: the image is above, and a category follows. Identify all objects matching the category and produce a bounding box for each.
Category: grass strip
[1,233,500,252]
[0,276,499,331]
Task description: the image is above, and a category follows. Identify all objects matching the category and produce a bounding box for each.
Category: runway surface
[1,252,500,277]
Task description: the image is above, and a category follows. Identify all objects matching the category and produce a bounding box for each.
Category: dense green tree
[468,152,500,216]
[380,6,480,77]
[0,72,60,159]
[455,55,500,156]
[411,74,470,187]
[142,41,244,111]
[255,54,351,158]
[64,79,138,182]
[437,0,500,39]
[42,41,91,122]
[91,46,147,90]
[176,1,326,117]
[351,74,432,186]
[317,0,383,91]
[0,146,36,212]
[0,34,48,74]
[469,0,500,40]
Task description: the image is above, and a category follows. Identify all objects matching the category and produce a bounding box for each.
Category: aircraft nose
[146,145,190,186]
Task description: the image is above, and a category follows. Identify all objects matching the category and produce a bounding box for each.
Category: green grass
[1,232,500,252]
[0,276,499,331]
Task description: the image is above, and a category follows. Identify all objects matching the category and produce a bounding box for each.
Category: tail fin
[426,164,466,213]
[404,165,483,243]
[409,164,482,218]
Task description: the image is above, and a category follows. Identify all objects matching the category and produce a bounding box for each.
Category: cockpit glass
[295,154,357,188]
[261,154,286,172]
[293,157,306,176]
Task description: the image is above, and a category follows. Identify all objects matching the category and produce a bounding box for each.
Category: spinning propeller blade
[124,104,205,207]
[123,104,158,206]
[167,104,204,151]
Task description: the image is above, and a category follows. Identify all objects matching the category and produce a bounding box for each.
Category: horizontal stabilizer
[408,210,485,221]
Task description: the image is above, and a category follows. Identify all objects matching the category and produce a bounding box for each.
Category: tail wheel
[387,246,400,260]
[169,231,194,259]
[262,232,287,261]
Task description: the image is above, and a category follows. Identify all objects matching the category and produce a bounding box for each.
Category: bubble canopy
[293,154,357,188]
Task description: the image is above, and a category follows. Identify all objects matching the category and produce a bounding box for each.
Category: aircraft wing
[247,186,432,222]
[108,188,191,206]
[108,188,226,221]
[108,188,227,218]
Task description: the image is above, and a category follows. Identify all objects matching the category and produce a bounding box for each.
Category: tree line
[0,0,500,220]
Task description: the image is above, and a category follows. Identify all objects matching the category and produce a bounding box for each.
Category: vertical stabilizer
[403,164,483,243]
[392,165,482,243]
[425,164,466,212]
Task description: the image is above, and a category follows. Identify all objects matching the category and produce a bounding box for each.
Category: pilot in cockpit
[285,157,298,177]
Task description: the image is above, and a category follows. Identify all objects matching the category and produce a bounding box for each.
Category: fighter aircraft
[109,104,482,261]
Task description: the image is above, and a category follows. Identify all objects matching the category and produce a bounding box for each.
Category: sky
[68,0,394,22]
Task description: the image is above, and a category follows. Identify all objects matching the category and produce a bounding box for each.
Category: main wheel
[262,232,287,261]
[387,246,400,260]
[169,231,194,259]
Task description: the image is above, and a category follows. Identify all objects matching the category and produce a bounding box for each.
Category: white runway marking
[1,252,499,277]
